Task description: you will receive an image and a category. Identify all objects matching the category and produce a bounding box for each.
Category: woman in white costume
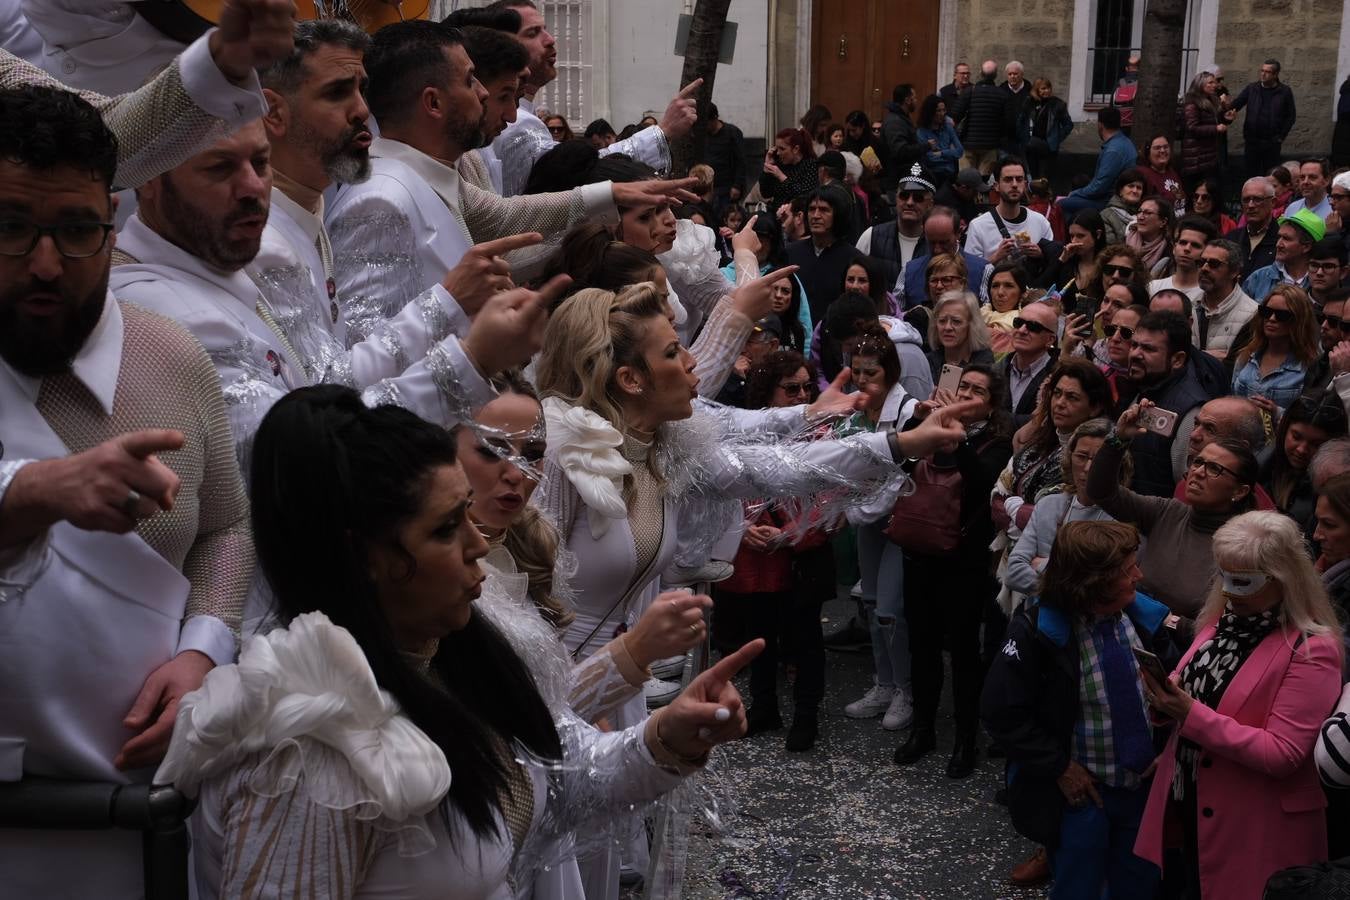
[156,385,760,899]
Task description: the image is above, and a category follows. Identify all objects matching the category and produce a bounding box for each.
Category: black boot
[946,736,978,778]
[784,711,819,752]
[894,725,936,765]
[746,699,784,736]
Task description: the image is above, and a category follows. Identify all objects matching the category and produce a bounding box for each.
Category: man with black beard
[326,20,690,332]
[110,116,566,519]
[0,86,251,898]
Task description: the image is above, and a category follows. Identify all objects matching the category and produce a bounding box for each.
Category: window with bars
[437,0,595,126]
[1086,0,1200,106]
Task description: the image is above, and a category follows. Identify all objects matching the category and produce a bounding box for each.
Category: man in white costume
[483,0,697,196]
[0,86,252,900]
[325,20,692,339]
[455,22,530,193]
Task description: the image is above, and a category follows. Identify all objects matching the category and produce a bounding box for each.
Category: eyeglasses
[1324,315,1350,332]
[1102,263,1134,278]
[928,274,963,287]
[1070,450,1097,466]
[1103,323,1135,340]
[1012,316,1052,334]
[1189,457,1240,480]
[1135,208,1157,218]
[778,381,810,397]
[0,220,115,258]
[1256,304,1295,323]
[1240,195,1273,205]
[1332,192,1350,202]
[1309,261,1342,272]
[1197,257,1228,269]
[547,124,567,134]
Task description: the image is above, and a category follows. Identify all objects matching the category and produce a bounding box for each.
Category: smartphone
[938,363,963,394]
[1138,406,1179,438]
[1132,647,1169,684]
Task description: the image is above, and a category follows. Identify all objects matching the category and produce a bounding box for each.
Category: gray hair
[259,19,370,95]
[1312,437,1350,490]
[1243,176,1276,198]
[928,290,991,356]
[923,205,962,231]
[1221,397,1268,453]
[1006,60,1024,74]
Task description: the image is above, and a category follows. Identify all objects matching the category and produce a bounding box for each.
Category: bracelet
[1105,428,1132,449]
[650,711,710,768]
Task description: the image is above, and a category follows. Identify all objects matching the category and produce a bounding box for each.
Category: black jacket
[1002,352,1053,429]
[981,595,1184,846]
[702,121,747,196]
[866,222,927,289]
[956,79,1011,151]
[1225,223,1279,281]
[880,102,922,188]
[785,237,858,324]
[1129,361,1212,497]
[1231,80,1297,144]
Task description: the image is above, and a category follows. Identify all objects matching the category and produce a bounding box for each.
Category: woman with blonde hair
[1231,284,1321,409]
[926,289,994,381]
[1136,511,1344,899]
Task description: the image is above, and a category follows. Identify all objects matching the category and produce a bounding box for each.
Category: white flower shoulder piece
[155,611,451,827]
[542,397,632,538]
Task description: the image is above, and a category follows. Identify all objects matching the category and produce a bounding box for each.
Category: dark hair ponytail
[249,385,561,839]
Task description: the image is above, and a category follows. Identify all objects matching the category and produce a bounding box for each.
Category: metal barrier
[0,778,195,900]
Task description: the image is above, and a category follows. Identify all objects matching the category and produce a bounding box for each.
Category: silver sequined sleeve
[0,34,265,191]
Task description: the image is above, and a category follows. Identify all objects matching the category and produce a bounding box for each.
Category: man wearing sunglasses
[1301,286,1350,397]
[856,163,934,288]
[1196,240,1256,358]
[1002,300,1058,426]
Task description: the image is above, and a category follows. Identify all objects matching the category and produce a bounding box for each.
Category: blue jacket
[1243,262,1310,305]
[1069,131,1136,203]
[899,250,991,307]
[917,119,963,174]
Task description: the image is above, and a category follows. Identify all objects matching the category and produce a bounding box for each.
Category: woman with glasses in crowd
[1137,134,1186,215]
[1231,284,1321,411]
[1088,399,1259,622]
[926,290,994,381]
[543,113,574,143]
[1126,196,1176,275]
[1136,512,1343,900]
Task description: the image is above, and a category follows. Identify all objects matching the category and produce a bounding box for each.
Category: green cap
[1279,206,1327,243]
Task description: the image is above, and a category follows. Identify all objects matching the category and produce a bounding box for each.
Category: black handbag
[1005,768,1068,847]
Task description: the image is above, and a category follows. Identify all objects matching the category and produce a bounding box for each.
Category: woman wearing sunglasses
[1231,284,1321,411]
[1088,398,1259,623]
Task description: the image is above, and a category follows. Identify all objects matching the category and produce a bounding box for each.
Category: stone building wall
[1213,0,1341,155]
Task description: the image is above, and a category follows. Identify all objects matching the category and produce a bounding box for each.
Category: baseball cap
[956,167,989,190]
[1280,206,1327,243]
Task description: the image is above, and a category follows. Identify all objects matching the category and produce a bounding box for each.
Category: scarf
[1171,602,1280,799]
[1126,223,1169,271]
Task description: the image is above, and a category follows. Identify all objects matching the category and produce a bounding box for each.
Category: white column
[937,0,958,90]
[1066,0,1090,119]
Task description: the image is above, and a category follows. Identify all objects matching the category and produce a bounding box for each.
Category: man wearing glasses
[1225,177,1279,279]
[1196,240,1256,357]
[856,163,935,287]
[1327,172,1350,249]
[1307,238,1347,311]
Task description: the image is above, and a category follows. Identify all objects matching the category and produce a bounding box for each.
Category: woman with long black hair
[157,386,760,899]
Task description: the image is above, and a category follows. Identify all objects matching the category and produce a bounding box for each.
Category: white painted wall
[603,0,769,138]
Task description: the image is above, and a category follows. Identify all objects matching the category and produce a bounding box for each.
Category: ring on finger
[688,623,700,636]
[121,488,142,520]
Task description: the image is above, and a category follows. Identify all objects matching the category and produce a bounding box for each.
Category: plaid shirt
[1073,613,1151,789]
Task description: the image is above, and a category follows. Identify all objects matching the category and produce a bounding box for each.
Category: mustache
[223,198,268,226]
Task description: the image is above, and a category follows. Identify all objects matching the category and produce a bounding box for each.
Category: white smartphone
[938,363,963,394]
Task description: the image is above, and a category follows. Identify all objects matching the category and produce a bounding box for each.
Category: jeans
[1058,193,1107,223]
[904,550,987,738]
[1050,783,1160,900]
[856,522,910,691]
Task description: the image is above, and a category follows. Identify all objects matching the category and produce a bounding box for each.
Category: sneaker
[843,683,895,719]
[650,653,688,681]
[881,688,913,731]
[643,676,681,709]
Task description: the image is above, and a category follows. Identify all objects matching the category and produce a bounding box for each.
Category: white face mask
[1219,568,1270,597]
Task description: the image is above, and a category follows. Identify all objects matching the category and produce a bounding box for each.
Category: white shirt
[964,206,1053,262]
[20,0,182,94]
[855,226,922,268]
[1147,275,1205,308]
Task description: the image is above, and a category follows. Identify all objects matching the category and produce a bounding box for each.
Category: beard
[445,110,485,154]
[0,269,110,377]
[161,176,267,272]
[321,123,372,185]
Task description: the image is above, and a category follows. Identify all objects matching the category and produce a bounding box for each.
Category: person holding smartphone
[981,520,1185,900]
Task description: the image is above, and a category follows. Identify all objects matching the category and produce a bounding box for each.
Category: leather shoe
[784,714,818,752]
[946,739,977,778]
[893,726,936,765]
[1009,847,1051,887]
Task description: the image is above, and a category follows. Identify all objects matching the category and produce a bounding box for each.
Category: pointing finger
[470,232,544,256]
[676,78,704,100]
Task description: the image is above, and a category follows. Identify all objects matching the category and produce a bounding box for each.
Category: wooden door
[811,0,941,123]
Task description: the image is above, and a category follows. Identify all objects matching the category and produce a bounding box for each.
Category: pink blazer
[1134,623,1343,899]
